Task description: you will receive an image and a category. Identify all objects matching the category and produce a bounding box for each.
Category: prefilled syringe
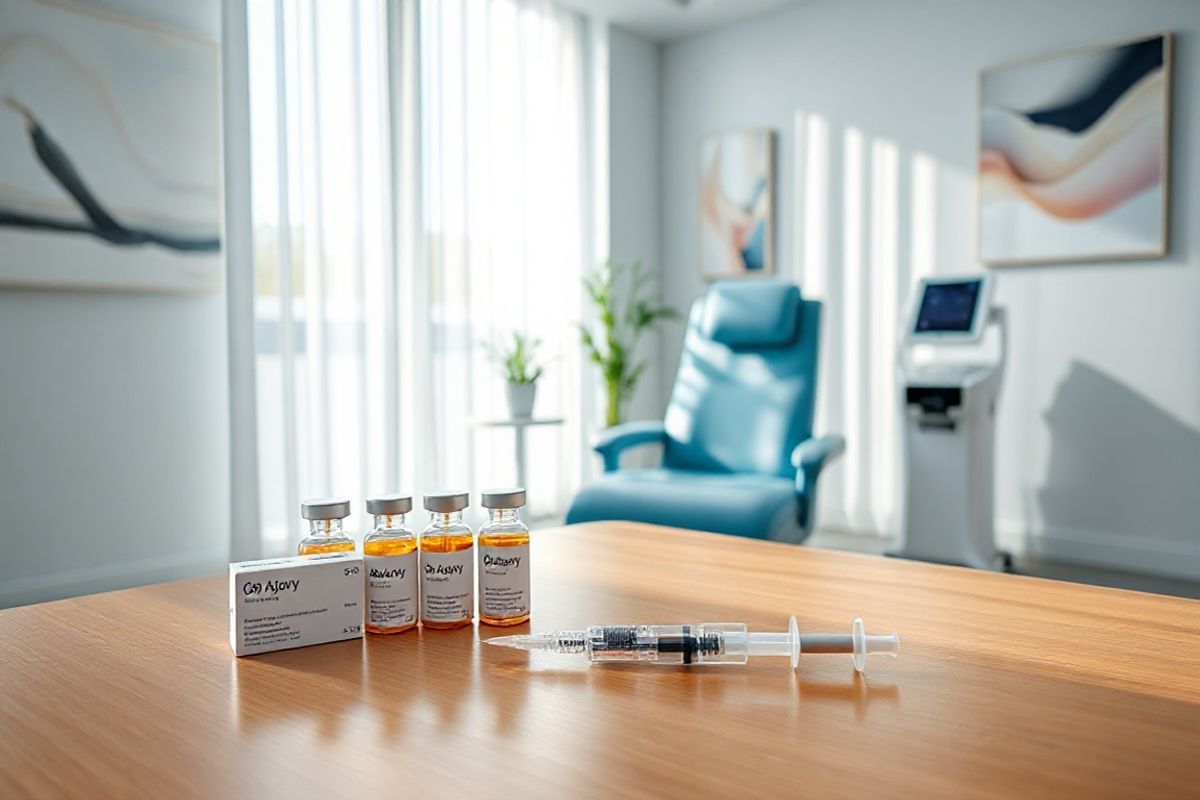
[485,616,899,672]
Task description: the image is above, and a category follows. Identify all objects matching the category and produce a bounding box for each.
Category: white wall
[607,26,666,426]
[0,292,231,606]
[658,0,1200,576]
[0,2,231,607]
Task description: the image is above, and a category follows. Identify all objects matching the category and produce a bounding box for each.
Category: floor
[806,529,1200,600]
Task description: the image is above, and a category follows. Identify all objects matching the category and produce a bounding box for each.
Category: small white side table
[473,417,564,488]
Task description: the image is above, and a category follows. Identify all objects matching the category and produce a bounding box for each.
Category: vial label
[480,543,530,619]
[365,552,418,629]
[421,548,474,622]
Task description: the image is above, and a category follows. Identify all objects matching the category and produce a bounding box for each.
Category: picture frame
[699,128,774,280]
[0,0,223,291]
[976,32,1172,266]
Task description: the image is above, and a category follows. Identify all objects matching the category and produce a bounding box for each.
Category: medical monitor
[906,275,992,343]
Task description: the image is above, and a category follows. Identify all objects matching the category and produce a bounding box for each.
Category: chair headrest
[699,281,801,347]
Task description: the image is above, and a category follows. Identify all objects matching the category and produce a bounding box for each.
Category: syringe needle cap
[484,635,522,649]
[483,633,559,652]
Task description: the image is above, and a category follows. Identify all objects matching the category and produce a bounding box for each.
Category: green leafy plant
[483,332,545,385]
[579,260,677,427]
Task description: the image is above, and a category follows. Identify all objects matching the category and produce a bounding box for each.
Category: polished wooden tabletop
[1,522,1198,798]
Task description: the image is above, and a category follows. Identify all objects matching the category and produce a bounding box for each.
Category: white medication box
[229,552,364,656]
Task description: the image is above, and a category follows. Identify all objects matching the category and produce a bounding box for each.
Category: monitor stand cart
[893,278,1011,572]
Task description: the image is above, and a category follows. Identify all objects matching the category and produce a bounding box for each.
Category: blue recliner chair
[566,280,844,543]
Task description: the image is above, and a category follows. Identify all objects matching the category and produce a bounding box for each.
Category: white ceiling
[553,0,806,42]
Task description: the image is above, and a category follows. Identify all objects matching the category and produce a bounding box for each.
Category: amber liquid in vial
[297,538,356,556]
[478,530,531,626]
[420,532,475,630]
[363,536,418,634]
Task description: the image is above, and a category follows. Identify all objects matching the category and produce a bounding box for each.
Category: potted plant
[579,260,676,427]
[484,332,545,419]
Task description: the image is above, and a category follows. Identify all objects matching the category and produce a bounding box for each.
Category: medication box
[229,552,364,656]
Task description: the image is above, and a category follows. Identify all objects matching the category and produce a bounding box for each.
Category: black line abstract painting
[978,33,1171,265]
[0,0,222,290]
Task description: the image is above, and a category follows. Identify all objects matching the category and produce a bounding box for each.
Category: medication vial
[420,491,474,629]
[363,495,418,634]
[297,497,355,555]
[478,488,530,626]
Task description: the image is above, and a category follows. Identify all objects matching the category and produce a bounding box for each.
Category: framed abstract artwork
[977,33,1171,265]
[699,129,773,279]
[0,0,222,291]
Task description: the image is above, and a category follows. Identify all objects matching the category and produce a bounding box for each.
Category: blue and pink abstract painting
[978,33,1171,264]
[700,130,773,279]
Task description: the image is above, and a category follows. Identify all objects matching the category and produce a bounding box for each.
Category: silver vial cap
[301,497,351,520]
[481,488,526,509]
[423,490,469,513]
[366,494,413,515]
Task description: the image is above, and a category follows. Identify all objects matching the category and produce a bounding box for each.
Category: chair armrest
[592,420,667,472]
[791,434,846,493]
[790,434,845,534]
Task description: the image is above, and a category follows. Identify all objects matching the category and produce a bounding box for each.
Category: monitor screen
[913,280,982,334]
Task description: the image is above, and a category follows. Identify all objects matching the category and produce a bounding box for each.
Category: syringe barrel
[742,632,793,656]
[584,623,750,665]
[694,623,749,664]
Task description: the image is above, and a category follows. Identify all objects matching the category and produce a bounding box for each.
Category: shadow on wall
[1034,360,1200,561]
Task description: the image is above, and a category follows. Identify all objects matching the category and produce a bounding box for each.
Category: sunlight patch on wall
[840,125,866,528]
[869,137,899,533]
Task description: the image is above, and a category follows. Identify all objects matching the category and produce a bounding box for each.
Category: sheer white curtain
[412,0,587,519]
[246,0,588,556]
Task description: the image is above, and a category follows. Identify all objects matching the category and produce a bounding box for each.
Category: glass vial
[297,497,355,555]
[363,494,418,634]
[478,488,530,626]
[420,490,474,630]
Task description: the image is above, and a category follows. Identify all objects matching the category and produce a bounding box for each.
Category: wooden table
[2,523,1198,798]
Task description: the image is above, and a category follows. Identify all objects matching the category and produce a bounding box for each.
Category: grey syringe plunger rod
[485,616,900,672]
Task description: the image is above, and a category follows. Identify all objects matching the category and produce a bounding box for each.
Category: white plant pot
[506,382,536,419]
